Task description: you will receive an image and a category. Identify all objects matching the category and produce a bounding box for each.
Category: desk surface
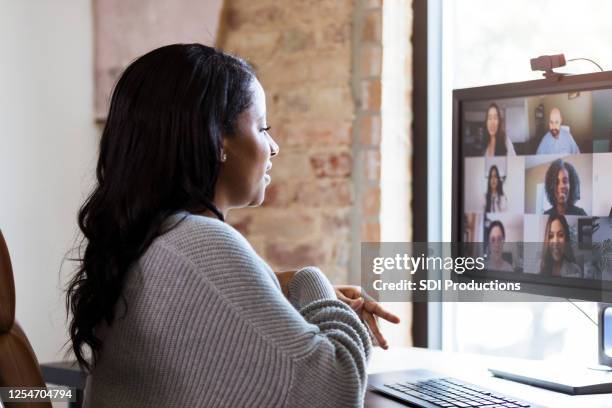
[366,347,612,408]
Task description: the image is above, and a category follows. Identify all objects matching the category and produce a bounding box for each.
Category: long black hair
[485,165,504,212]
[483,103,507,156]
[540,214,575,276]
[66,44,255,371]
[545,159,581,208]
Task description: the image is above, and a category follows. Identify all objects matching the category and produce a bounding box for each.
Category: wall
[0,0,98,362]
[593,153,612,216]
[220,0,399,286]
[93,0,224,120]
[0,0,414,361]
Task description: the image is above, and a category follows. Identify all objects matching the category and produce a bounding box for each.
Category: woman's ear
[220,136,229,163]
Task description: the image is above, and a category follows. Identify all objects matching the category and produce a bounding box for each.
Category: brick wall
[220,0,409,287]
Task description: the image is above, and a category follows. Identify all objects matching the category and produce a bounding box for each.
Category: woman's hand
[334,285,400,350]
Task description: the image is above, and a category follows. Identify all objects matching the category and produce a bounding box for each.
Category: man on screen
[536,107,580,155]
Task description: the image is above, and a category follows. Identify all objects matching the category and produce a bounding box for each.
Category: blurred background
[0,0,609,370]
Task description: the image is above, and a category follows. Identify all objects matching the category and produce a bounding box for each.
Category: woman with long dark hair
[485,220,513,272]
[66,44,398,408]
[539,214,582,278]
[484,165,507,213]
[482,103,516,157]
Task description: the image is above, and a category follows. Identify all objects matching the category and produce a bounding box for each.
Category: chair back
[0,229,51,408]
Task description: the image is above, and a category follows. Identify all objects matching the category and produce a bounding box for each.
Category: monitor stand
[489,303,612,395]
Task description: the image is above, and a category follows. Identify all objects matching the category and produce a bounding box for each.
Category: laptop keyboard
[381,377,532,407]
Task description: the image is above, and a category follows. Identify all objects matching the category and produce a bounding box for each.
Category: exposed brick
[361,79,381,111]
[263,182,297,207]
[290,0,354,26]
[315,21,351,47]
[361,45,382,77]
[360,114,381,145]
[242,208,319,240]
[265,242,326,269]
[259,50,351,87]
[365,0,383,9]
[310,151,352,178]
[280,28,314,53]
[268,85,353,120]
[223,31,281,61]
[362,185,381,217]
[361,221,381,242]
[321,209,351,230]
[226,4,287,30]
[363,149,381,180]
[296,179,353,207]
[308,50,352,83]
[325,265,350,285]
[219,0,390,287]
[270,150,314,179]
[270,88,311,116]
[227,211,253,235]
[310,85,354,120]
[273,120,352,147]
[361,9,382,44]
[258,55,311,86]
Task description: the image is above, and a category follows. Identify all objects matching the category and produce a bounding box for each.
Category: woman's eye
[260,126,271,133]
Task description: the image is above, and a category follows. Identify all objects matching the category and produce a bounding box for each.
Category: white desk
[366,347,612,408]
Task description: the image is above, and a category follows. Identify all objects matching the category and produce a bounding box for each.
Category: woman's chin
[248,181,269,207]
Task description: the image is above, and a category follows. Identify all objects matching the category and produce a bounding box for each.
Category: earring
[221,151,227,162]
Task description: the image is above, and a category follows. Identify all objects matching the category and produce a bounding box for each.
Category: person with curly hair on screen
[543,158,587,216]
[539,214,582,278]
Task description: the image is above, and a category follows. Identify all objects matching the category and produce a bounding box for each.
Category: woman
[539,214,582,278]
[485,220,513,272]
[66,44,398,408]
[482,103,516,157]
[544,159,587,216]
[484,165,507,213]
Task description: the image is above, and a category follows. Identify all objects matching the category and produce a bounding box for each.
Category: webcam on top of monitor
[530,54,567,79]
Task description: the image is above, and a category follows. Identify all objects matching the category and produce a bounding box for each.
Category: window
[440,0,609,362]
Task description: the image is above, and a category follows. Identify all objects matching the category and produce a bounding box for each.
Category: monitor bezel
[452,71,612,302]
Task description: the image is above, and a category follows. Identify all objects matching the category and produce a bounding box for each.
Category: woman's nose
[269,135,279,157]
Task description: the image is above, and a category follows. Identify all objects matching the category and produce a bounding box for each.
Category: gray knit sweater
[83,213,372,408]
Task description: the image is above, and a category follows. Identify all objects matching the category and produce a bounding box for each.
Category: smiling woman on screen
[66,44,399,408]
[482,103,516,157]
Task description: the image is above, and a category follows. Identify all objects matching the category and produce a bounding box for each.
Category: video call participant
[540,214,582,278]
[486,220,513,272]
[66,44,399,408]
[544,159,587,216]
[483,103,516,157]
[484,165,507,212]
[536,107,580,155]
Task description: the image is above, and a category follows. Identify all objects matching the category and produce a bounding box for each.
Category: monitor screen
[453,72,612,301]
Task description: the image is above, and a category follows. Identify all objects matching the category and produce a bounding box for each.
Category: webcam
[530,54,566,79]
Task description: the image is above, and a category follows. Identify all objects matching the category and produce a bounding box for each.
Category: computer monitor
[452,71,612,303]
[452,71,612,390]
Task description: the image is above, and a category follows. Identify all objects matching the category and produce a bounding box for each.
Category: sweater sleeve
[284,268,373,407]
[167,217,372,407]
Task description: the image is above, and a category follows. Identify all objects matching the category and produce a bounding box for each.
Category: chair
[0,229,51,408]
